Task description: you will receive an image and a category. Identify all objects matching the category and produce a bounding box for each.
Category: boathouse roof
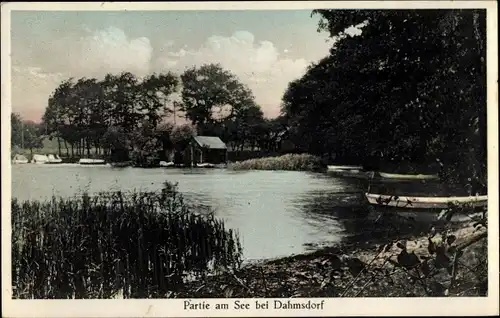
[193,136,227,150]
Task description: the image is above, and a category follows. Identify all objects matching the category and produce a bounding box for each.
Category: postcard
[1,1,498,317]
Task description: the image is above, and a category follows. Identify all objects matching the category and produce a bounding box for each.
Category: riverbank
[173,218,487,298]
[230,153,326,172]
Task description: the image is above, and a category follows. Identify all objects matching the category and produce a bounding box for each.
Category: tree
[222,102,265,151]
[44,71,180,159]
[282,9,486,186]
[156,122,175,153]
[170,124,195,152]
[44,78,78,156]
[170,124,196,165]
[11,113,43,154]
[129,120,163,167]
[138,73,179,128]
[180,64,256,132]
[102,125,131,161]
[22,121,43,155]
[11,113,22,148]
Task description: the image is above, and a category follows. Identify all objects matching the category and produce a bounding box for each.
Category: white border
[1,1,498,317]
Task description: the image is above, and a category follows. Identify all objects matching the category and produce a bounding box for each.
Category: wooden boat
[196,163,216,168]
[328,169,375,180]
[12,154,29,164]
[327,165,363,171]
[79,158,106,165]
[159,161,175,168]
[46,154,63,164]
[32,154,49,164]
[377,172,439,181]
[365,193,488,209]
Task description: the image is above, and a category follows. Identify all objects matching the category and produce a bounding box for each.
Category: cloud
[73,26,153,77]
[12,26,154,120]
[155,30,310,117]
[11,66,66,121]
[13,27,319,121]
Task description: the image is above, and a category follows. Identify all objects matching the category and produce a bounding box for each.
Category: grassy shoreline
[230,153,326,172]
[11,183,243,299]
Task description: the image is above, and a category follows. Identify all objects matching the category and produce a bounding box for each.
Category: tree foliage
[180,64,255,128]
[43,72,179,158]
[11,112,44,155]
[11,113,23,148]
[282,9,486,188]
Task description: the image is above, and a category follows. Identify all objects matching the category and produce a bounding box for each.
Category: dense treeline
[35,65,286,163]
[281,9,487,188]
[10,113,44,155]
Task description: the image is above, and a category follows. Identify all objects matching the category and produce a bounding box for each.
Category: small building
[189,136,228,165]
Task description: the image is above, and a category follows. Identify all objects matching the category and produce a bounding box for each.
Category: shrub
[230,153,326,172]
[11,182,242,299]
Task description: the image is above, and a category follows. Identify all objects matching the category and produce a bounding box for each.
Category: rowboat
[159,161,175,168]
[365,193,488,209]
[327,165,363,171]
[46,154,63,164]
[12,154,29,164]
[196,163,216,168]
[377,172,439,181]
[328,170,375,179]
[79,158,106,165]
[32,154,49,164]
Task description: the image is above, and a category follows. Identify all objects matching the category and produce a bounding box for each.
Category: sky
[11,10,335,122]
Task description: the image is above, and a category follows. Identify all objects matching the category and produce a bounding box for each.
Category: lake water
[10,164,441,261]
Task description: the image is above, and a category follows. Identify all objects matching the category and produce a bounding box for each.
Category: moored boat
[365,193,488,210]
[46,154,63,164]
[32,154,49,164]
[377,172,439,181]
[12,154,29,164]
[159,161,175,168]
[196,163,216,168]
[328,169,375,179]
[327,165,363,171]
[79,158,106,165]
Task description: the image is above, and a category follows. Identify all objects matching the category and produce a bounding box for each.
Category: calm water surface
[12,164,371,261]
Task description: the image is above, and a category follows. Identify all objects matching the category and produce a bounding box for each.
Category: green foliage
[43,72,179,158]
[170,124,196,152]
[11,113,23,148]
[11,182,243,299]
[180,63,255,128]
[283,10,486,188]
[230,153,325,172]
[11,114,44,155]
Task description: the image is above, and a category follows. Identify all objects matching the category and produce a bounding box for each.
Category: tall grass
[230,153,326,172]
[11,182,242,299]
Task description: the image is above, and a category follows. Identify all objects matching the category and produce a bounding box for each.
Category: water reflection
[11,165,471,261]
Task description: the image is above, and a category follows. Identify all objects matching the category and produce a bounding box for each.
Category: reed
[230,153,326,172]
[11,182,243,299]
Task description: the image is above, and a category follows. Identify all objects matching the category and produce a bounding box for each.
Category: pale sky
[11,10,335,122]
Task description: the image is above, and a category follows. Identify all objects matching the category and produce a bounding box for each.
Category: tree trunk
[64,139,69,157]
[86,139,91,157]
[57,137,62,157]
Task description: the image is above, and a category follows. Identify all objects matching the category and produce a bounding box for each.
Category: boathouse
[189,136,228,165]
